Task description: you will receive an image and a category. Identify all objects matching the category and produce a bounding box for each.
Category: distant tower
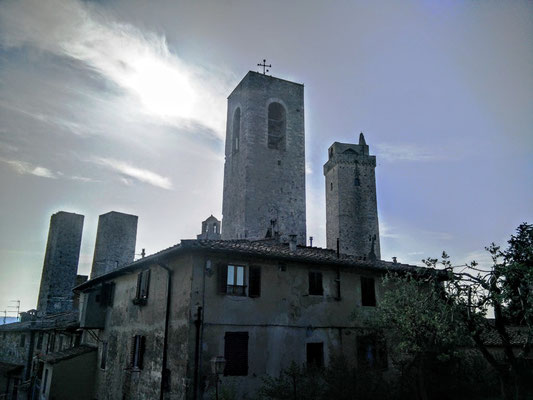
[36,211,84,315]
[324,133,380,260]
[90,211,138,278]
[221,71,307,245]
[197,215,221,240]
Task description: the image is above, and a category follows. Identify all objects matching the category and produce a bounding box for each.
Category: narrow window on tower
[233,108,241,154]
[268,102,286,150]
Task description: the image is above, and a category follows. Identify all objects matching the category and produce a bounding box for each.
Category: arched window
[268,102,286,150]
[232,108,241,153]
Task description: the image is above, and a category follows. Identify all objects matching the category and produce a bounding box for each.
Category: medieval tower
[324,133,380,260]
[36,211,84,315]
[90,211,138,278]
[221,71,306,245]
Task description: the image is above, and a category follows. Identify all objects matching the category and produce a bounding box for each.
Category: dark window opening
[307,342,324,368]
[361,277,376,306]
[354,177,360,186]
[100,283,115,307]
[100,341,108,370]
[268,102,286,150]
[232,108,241,153]
[134,269,150,305]
[20,334,25,347]
[224,332,248,376]
[130,335,145,369]
[330,182,333,191]
[309,272,323,296]
[58,335,63,350]
[357,335,387,370]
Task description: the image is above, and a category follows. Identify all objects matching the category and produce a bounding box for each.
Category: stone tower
[221,71,306,245]
[324,133,380,260]
[90,211,138,278]
[37,211,84,315]
[197,215,221,240]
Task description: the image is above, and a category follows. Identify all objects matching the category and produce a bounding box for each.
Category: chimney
[91,211,138,278]
[289,235,298,252]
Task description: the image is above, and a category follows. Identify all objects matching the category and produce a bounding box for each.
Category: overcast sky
[0,0,531,314]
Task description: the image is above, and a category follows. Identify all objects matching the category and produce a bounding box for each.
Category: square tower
[222,72,306,245]
[324,134,380,260]
[37,211,84,315]
[90,211,138,278]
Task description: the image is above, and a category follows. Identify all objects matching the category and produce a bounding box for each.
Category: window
[58,335,63,350]
[134,270,150,305]
[36,332,43,350]
[130,335,145,370]
[42,369,49,394]
[306,342,324,368]
[268,102,286,150]
[354,177,360,186]
[217,264,261,297]
[99,283,115,307]
[48,333,55,352]
[20,334,25,347]
[309,272,323,295]
[233,108,241,153]
[224,332,248,376]
[100,341,108,370]
[361,277,376,306]
[213,223,218,234]
[330,182,333,191]
[357,335,387,370]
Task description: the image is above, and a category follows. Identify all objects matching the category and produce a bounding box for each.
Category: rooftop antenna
[257,59,271,75]
[8,300,20,321]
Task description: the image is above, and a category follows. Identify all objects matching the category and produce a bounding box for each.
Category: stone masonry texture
[90,211,138,278]
[37,211,84,315]
[222,71,307,245]
[324,136,381,259]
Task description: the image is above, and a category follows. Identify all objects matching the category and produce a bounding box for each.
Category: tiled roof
[40,344,96,364]
[0,311,78,332]
[75,238,440,291]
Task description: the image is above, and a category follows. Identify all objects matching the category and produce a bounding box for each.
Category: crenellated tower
[324,133,380,260]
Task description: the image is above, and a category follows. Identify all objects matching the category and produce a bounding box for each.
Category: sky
[0,0,531,314]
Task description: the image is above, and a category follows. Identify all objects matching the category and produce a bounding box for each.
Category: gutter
[157,262,173,400]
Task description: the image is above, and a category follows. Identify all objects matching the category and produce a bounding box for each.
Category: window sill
[132,298,147,306]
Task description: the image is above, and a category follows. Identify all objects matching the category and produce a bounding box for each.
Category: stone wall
[37,212,84,315]
[222,72,307,245]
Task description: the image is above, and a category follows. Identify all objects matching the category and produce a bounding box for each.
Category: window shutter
[138,336,146,369]
[130,336,136,368]
[217,264,227,294]
[136,272,143,299]
[224,332,248,376]
[249,266,261,298]
[141,270,150,299]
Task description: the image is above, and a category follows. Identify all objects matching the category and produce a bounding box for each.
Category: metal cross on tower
[257,59,271,75]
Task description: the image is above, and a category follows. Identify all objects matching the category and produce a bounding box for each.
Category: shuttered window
[309,272,323,295]
[134,270,150,305]
[248,266,261,298]
[100,283,115,307]
[306,342,324,368]
[100,341,108,370]
[224,332,248,376]
[130,335,145,369]
[361,277,376,306]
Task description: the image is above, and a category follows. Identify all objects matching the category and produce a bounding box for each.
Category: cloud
[0,0,232,136]
[379,221,402,239]
[375,143,441,162]
[1,158,57,179]
[92,157,172,190]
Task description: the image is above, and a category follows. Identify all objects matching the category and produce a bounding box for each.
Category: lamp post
[210,356,226,400]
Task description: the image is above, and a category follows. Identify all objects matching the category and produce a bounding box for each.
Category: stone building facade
[324,134,380,260]
[221,72,307,245]
[36,212,84,315]
[75,239,425,400]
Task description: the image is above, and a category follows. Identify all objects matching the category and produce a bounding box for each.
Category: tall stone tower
[324,133,380,260]
[90,211,138,278]
[221,71,306,245]
[37,211,84,315]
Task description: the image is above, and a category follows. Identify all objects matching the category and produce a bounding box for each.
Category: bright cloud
[375,143,440,162]
[1,158,57,178]
[0,0,231,136]
[92,157,173,190]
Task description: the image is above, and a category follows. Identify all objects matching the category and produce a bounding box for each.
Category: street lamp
[210,356,226,400]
